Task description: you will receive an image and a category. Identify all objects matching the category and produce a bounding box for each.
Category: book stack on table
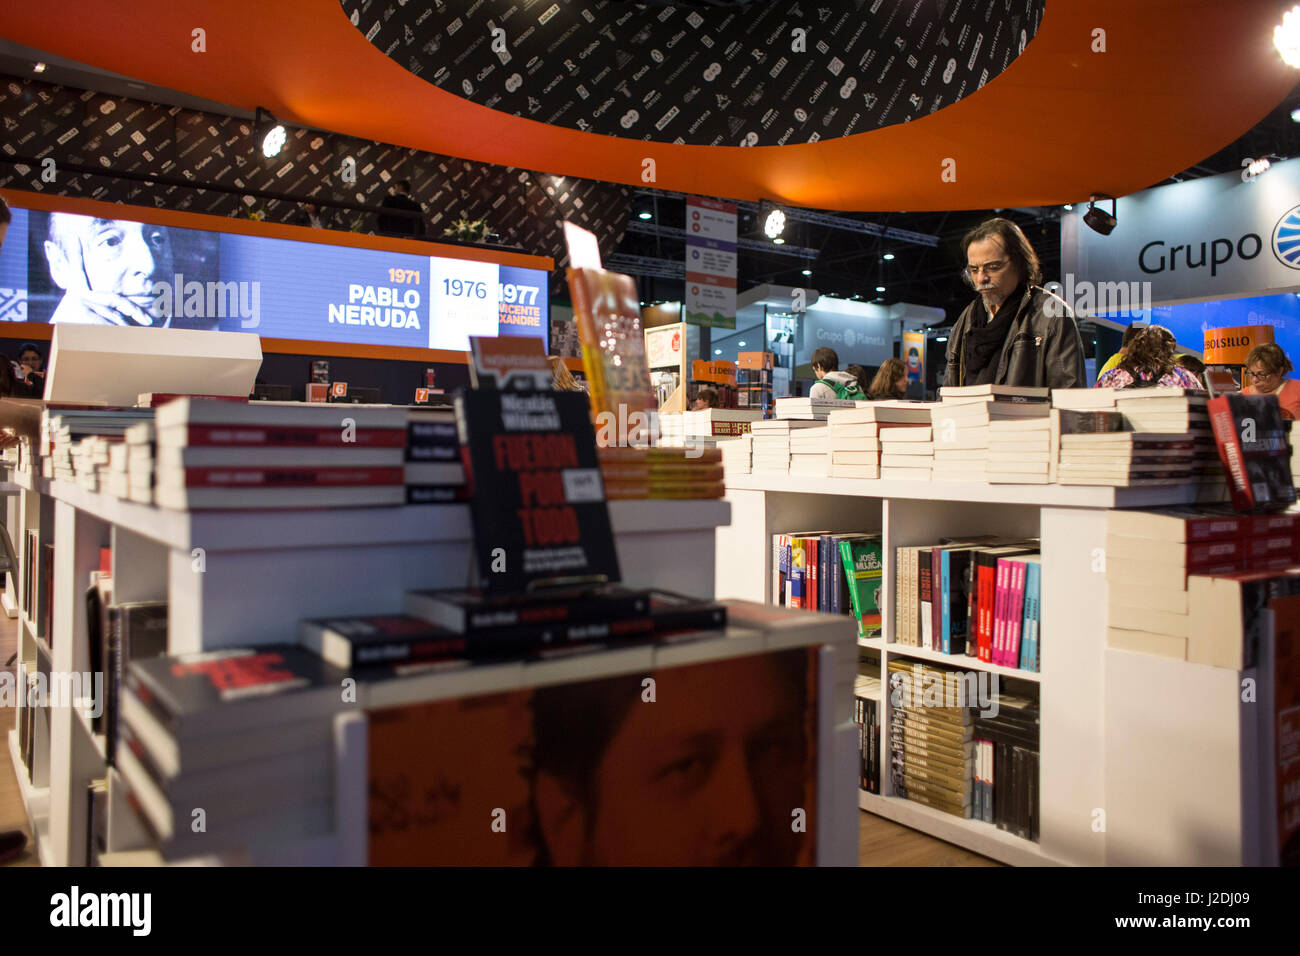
[116,645,346,860]
[827,403,931,479]
[124,422,155,504]
[986,417,1053,484]
[749,419,822,474]
[658,409,764,450]
[151,399,410,509]
[1116,388,1222,486]
[43,408,156,489]
[788,425,831,477]
[1107,506,1300,660]
[718,434,752,476]
[880,424,934,480]
[773,396,857,421]
[405,406,466,505]
[597,446,725,499]
[932,385,1049,482]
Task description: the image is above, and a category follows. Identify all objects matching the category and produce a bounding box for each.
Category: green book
[839,535,884,639]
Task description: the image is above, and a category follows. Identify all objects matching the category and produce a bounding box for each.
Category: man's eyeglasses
[1246,368,1276,381]
[964,259,1009,279]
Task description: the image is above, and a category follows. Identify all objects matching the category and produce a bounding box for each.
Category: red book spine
[1187,539,1242,566]
[183,467,405,487]
[180,424,407,447]
[978,563,995,663]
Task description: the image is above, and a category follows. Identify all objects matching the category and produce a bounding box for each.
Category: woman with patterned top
[1093,325,1204,390]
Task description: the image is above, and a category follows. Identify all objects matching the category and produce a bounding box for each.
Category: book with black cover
[646,589,728,636]
[456,387,620,592]
[404,585,649,634]
[1208,393,1295,512]
[124,645,348,741]
[106,602,168,764]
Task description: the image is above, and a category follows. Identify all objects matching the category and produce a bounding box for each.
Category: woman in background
[845,364,871,397]
[1093,326,1202,390]
[1242,343,1300,420]
[549,356,587,392]
[867,357,908,400]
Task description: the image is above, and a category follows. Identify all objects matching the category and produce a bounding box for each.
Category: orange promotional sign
[691,360,737,385]
[330,382,348,398]
[1204,325,1273,365]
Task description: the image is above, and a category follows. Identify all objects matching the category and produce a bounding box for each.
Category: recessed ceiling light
[882,253,895,261]
[1292,107,1300,123]
[638,211,652,220]
[33,62,46,73]
[714,349,723,355]
[1063,203,1073,211]
[738,341,747,347]
[876,286,886,293]
[936,336,948,343]
[801,268,812,276]
[773,237,785,245]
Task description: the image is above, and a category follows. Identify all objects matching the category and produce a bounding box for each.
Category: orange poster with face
[367,647,818,866]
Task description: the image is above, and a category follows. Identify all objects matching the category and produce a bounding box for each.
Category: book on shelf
[403,584,650,634]
[105,601,168,765]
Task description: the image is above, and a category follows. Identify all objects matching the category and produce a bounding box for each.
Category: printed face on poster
[367,646,818,865]
[0,204,549,351]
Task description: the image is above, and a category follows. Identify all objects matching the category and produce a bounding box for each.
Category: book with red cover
[1208,393,1295,512]
[919,552,933,649]
[180,467,404,487]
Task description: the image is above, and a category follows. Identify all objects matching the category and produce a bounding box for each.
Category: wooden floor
[0,611,997,868]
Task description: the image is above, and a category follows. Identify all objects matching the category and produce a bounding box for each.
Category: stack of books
[986,417,1052,484]
[718,434,752,476]
[1117,388,1221,486]
[880,425,933,480]
[827,404,931,479]
[788,425,831,477]
[973,692,1040,839]
[124,422,155,504]
[597,446,725,499]
[888,658,974,818]
[1057,430,1198,486]
[773,396,857,421]
[405,406,465,505]
[658,409,764,449]
[749,419,822,473]
[856,670,883,794]
[44,408,155,488]
[152,399,409,509]
[116,645,346,859]
[1108,507,1300,660]
[933,385,1049,481]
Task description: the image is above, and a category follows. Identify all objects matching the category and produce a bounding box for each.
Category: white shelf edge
[727,471,1225,510]
[7,728,50,834]
[882,641,1042,684]
[858,790,1059,867]
[72,706,109,762]
[0,589,17,619]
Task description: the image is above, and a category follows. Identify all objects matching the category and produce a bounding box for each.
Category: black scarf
[961,283,1026,386]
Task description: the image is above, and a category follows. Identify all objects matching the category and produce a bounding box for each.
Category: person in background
[944,218,1086,389]
[43,212,170,325]
[691,386,720,410]
[1097,323,1146,377]
[290,201,333,230]
[1173,353,1206,382]
[378,179,424,238]
[1093,325,1203,390]
[808,346,864,400]
[867,357,909,400]
[13,342,44,398]
[548,356,587,392]
[1242,342,1300,420]
[845,364,871,396]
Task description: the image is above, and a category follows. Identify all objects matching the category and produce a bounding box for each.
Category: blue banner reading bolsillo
[0,205,548,352]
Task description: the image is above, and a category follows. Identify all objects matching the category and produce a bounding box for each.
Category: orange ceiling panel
[5,1,1297,211]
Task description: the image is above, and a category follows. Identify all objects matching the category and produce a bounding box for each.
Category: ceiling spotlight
[33,62,46,73]
[801,268,812,276]
[936,336,948,343]
[1293,107,1300,123]
[773,237,785,245]
[1245,157,1272,179]
[714,349,723,356]
[738,341,747,347]
[882,253,895,261]
[1083,193,1117,236]
[256,107,286,159]
[1275,5,1300,68]
[762,203,786,240]
[875,285,886,293]
[1063,203,1074,211]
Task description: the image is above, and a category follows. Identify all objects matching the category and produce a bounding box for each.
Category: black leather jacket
[943,285,1087,389]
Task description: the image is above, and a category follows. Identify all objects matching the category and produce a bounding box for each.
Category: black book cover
[106,603,167,765]
[946,549,976,651]
[647,589,728,635]
[406,484,470,505]
[1057,409,1125,433]
[456,388,620,592]
[124,645,348,735]
[405,585,649,634]
[1028,750,1040,842]
[86,586,103,733]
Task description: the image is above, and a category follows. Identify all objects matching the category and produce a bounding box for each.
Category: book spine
[992,560,1008,666]
[1208,395,1254,511]
[1006,561,1026,669]
[840,539,862,636]
[940,551,951,654]
[783,535,793,608]
[931,549,943,652]
[176,424,408,447]
[182,466,405,487]
[964,555,979,658]
[919,550,933,650]
[771,533,781,606]
[1022,563,1041,671]
[465,592,649,634]
[910,548,921,647]
[894,546,906,643]
[978,560,996,663]
[808,536,819,613]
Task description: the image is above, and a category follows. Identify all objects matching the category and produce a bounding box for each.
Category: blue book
[940,550,951,653]
[1020,561,1041,671]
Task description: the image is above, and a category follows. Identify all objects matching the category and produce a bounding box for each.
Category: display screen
[0,205,549,351]
[1101,292,1300,364]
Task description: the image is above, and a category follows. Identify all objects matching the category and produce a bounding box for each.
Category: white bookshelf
[716,473,1230,867]
[10,478,859,866]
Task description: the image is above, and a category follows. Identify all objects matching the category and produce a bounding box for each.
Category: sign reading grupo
[0,204,549,352]
[1061,158,1300,307]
